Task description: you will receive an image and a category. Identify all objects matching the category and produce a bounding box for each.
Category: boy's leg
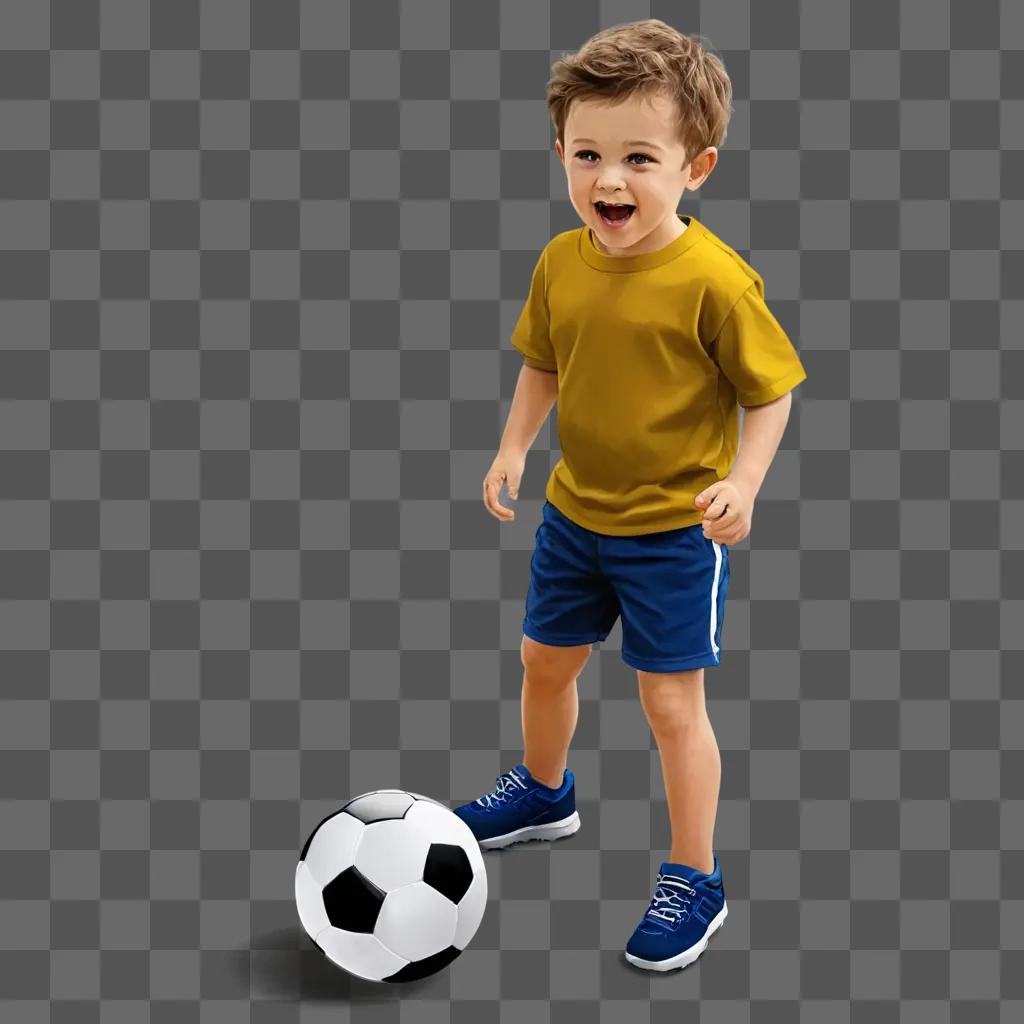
[520,634,591,789]
[637,667,720,876]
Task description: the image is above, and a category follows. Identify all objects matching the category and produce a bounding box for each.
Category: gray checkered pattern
[1,0,1020,1020]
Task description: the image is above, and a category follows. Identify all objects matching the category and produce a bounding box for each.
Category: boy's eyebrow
[571,138,665,151]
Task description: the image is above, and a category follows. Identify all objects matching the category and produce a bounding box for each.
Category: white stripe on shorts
[709,541,724,658]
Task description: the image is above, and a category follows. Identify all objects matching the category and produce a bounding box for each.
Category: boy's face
[554,91,717,257]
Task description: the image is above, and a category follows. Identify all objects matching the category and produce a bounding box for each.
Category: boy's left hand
[695,478,754,545]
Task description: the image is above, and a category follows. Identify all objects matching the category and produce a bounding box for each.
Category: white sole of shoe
[478,811,581,850]
[623,901,728,972]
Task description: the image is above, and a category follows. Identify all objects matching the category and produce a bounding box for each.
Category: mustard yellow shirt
[510,214,807,535]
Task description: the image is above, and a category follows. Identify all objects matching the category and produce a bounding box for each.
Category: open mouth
[595,201,636,226]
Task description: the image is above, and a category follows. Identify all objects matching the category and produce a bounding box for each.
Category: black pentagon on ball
[340,791,415,824]
[323,865,387,932]
[422,843,473,904]
[384,945,463,983]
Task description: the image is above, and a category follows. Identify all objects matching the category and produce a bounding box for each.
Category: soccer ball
[295,788,488,983]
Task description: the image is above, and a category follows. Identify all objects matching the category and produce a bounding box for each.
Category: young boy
[453,20,807,973]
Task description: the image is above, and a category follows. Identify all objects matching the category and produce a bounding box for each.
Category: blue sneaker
[451,763,581,850]
[624,854,728,971]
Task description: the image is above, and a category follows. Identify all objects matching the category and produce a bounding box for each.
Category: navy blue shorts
[523,500,730,672]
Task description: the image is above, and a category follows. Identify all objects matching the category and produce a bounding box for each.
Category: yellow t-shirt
[510,214,807,535]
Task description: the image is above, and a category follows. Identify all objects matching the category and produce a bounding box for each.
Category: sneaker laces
[475,767,528,810]
[644,871,697,927]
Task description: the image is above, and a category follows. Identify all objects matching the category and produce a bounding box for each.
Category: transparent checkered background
[1,0,1021,1021]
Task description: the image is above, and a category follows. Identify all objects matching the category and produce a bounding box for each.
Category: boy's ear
[684,147,718,189]
[555,138,564,163]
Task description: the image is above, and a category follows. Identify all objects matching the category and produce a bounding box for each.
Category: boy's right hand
[483,451,525,521]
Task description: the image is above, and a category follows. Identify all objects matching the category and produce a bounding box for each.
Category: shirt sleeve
[509,246,557,372]
[708,280,808,407]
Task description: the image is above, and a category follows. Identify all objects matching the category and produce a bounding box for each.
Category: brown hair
[546,18,733,167]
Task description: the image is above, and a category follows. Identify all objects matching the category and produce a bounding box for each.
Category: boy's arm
[484,363,558,520]
[727,391,793,499]
[498,363,558,457]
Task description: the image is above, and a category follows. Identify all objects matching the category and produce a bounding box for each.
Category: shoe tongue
[659,860,712,885]
[512,763,532,782]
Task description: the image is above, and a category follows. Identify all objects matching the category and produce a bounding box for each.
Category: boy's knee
[521,634,591,683]
[637,667,706,728]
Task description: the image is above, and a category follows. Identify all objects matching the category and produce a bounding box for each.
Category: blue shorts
[523,500,730,672]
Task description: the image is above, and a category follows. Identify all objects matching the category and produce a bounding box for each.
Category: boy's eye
[574,150,653,165]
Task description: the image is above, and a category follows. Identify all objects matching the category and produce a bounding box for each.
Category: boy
[453,20,807,973]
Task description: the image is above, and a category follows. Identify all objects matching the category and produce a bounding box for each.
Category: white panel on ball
[294,862,331,940]
[317,928,408,982]
[375,881,459,962]
[451,869,488,950]
[303,812,364,888]
[353,818,431,891]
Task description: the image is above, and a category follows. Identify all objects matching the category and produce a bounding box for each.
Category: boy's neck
[593,213,688,258]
